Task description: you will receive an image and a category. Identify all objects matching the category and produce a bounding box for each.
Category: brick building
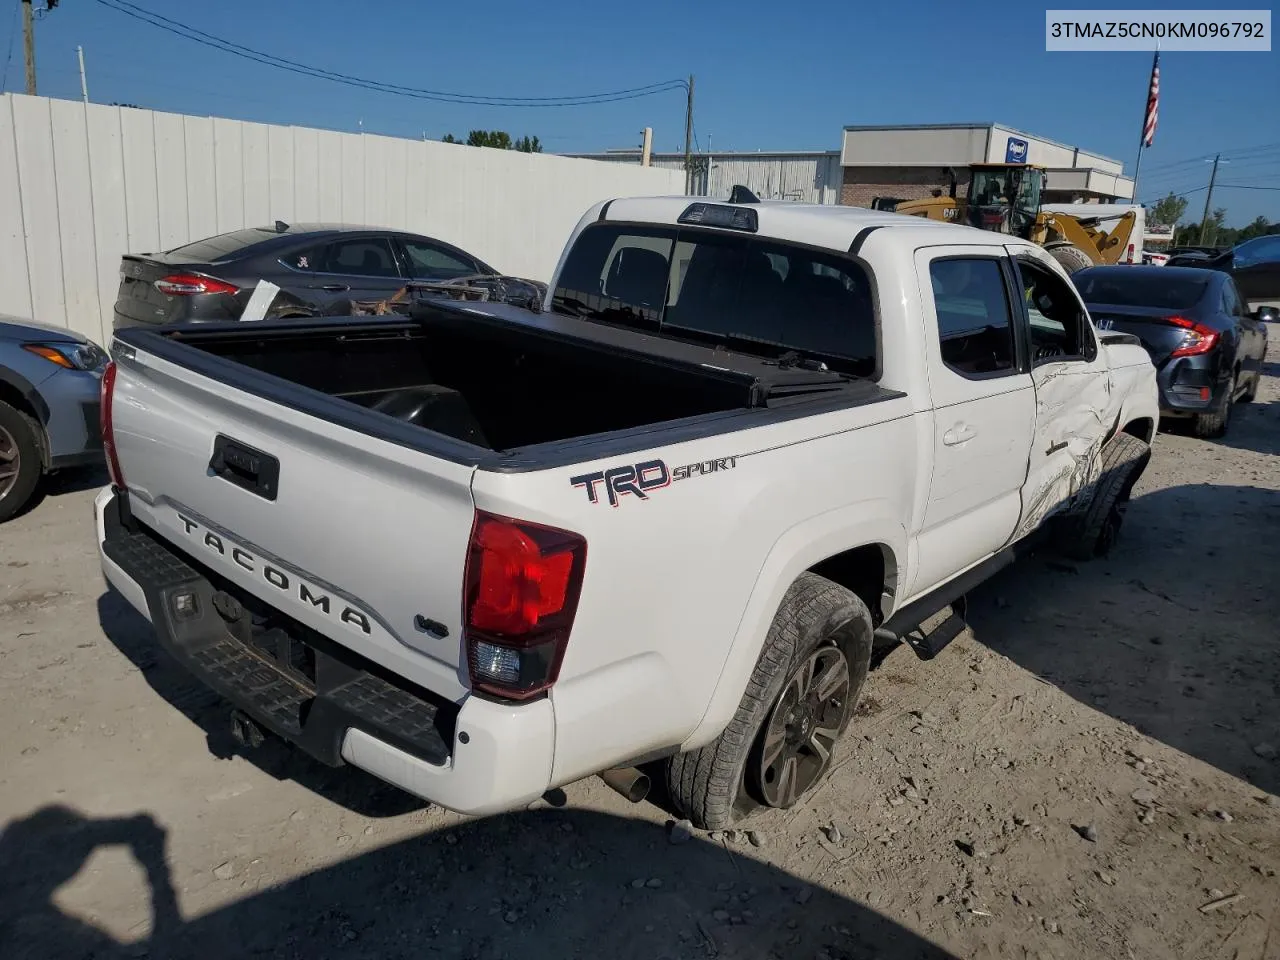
[840,123,1134,208]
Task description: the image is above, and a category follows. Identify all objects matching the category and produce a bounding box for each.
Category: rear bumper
[1155,355,1227,417]
[94,487,554,815]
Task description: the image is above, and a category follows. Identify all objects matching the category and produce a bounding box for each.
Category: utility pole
[1198,153,1221,245]
[77,45,88,103]
[683,75,694,195]
[22,0,36,95]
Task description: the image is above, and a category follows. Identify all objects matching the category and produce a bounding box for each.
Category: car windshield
[165,228,278,263]
[551,222,877,378]
[1073,271,1208,310]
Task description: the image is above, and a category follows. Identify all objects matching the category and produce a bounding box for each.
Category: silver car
[0,316,109,522]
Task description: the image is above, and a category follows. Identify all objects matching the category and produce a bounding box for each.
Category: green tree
[1236,215,1275,243]
[441,130,540,152]
[465,130,513,149]
[1149,192,1188,229]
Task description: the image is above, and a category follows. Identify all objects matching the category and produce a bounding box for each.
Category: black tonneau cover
[114,299,902,473]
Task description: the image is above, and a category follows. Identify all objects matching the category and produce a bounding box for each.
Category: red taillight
[153,274,239,296]
[1165,316,1220,358]
[100,360,125,489]
[463,511,586,701]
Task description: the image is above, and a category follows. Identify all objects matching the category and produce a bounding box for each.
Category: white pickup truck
[96,194,1159,829]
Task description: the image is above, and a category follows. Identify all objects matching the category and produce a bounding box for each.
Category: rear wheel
[666,573,874,830]
[1193,373,1234,438]
[1045,242,1095,274]
[0,401,43,523]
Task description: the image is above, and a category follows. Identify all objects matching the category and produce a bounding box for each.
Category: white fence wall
[0,94,684,346]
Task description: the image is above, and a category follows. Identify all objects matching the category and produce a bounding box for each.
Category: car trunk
[165,302,769,452]
[116,253,236,326]
[1088,304,1197,366]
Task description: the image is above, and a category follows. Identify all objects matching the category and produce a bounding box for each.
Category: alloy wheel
[0,424,20,502]
[755,644,853,809]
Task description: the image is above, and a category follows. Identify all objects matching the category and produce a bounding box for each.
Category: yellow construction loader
[892,164,1137,274]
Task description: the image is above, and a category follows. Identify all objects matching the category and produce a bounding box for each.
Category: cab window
[1016,257,1094,364]
[929,258,1017,377]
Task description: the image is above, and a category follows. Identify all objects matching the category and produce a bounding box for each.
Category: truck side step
[902,598,968,661]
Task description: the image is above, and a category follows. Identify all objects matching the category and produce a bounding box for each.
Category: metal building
[566,150,843,204]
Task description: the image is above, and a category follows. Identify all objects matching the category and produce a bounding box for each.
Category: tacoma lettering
[175,513,372,635]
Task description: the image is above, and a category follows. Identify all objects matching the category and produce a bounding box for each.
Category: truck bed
[115,299,895,471]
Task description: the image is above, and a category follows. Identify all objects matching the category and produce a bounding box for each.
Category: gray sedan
[0,316,109,522]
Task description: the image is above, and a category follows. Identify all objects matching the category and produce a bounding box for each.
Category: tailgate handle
[209,435,280,501]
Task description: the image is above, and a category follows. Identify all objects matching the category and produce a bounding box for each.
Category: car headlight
[21,341,110,372]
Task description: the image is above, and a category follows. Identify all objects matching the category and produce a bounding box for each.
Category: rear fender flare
[680,505,906,751]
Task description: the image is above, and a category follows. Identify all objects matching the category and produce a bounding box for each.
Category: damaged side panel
[1014,363,1119,540]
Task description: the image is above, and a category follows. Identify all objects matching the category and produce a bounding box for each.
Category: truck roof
[600,195,1007,255]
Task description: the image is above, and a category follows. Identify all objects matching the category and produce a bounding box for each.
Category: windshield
[1073,270,1209,310]
[551,223,877,377]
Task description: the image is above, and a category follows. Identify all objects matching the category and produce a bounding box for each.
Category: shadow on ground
[0,805,956,960]
[96,591,423,818]
[964,477,1280,797]
[7,464,109,521]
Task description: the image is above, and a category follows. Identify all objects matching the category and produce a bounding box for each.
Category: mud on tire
[665,572,874,831]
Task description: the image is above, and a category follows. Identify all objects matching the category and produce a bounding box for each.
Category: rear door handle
[942,423,977,446]
[1046,440,1068,455]
[321,283,349,292]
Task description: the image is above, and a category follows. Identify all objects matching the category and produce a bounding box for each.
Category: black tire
[0,400,43,523]
[1193,374,1234,438]
[1058,432,1150,561]
[666,572,874,830]
[1045,242,1094,274]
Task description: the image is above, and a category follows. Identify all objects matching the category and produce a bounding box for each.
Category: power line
[1217,183,1280,191]
[92,0,687,107]
[1138,143,1280,176]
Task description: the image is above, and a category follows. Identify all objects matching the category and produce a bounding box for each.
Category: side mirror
[1254,306,1279,323]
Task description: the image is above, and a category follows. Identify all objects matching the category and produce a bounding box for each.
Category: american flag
[1142,51,1160,147]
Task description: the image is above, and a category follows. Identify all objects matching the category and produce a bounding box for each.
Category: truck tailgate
[109,344,477,701]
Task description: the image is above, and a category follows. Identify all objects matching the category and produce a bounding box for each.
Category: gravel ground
[2,332,1278,960]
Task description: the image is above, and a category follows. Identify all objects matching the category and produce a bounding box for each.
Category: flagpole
[1132,45,1159,202]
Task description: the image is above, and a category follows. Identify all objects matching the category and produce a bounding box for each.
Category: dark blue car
[0,316,109,522]
[1073,265,1273,438]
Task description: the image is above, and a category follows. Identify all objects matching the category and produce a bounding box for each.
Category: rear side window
[1222,281,1244,317]
[165,228,276,263]
[401,240,478,279]
[552,223,876,377]
[929,258,1017,376]
[320,238,400,278]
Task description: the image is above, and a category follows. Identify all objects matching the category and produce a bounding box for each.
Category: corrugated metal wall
[0,94,683,346]
[588,153,841,205]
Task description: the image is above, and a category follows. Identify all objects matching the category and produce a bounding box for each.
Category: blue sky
[3,0,1277,223]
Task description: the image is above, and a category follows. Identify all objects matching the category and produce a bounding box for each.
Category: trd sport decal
[570,456,738,507]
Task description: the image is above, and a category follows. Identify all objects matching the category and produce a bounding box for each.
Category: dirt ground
[2,334,1279,960]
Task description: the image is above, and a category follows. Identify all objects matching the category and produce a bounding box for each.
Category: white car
[95,193,1159,828]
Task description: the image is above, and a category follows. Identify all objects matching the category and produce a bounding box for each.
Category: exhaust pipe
[229,709,266,749]
[599,767,650,803]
